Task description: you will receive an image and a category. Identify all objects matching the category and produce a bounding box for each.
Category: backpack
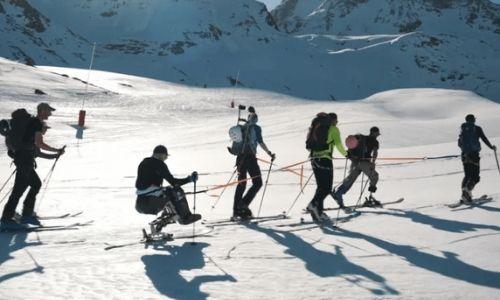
[2,108,35,154]
[228,124,258,156]
[306,113,332,152]
[458,122,481,154]
[347,134,367,160]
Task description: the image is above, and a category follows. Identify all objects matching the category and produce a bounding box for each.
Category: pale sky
[259,0,500,10]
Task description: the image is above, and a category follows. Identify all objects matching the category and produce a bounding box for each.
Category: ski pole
[494,149,500,177]
[353,174,369,211]
[210,168,237,211]
[0,169,15,194]
[0,187,13,205]
[37,146,66,211]
[191,179,197,246]
[256,159,273,218]
[284,172,314,216]
[334,158,349,225]
[343,157,348,180]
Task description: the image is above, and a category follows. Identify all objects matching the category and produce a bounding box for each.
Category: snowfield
[1,57,500,299]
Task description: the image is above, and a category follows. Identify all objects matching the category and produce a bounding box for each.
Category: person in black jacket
[135,145,200,225]
[458,114,496,203]
[1,103,64,229]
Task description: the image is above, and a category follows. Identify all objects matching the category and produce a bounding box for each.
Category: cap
[37,102,56,112]
[153,145,168,155]
[465,114,475,123]
[370,126,380,134]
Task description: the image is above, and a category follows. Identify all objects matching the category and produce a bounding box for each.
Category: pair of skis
[104,226,215,251]
[0,220,93,233]
[446,195,492,209]
[201,213,289,227]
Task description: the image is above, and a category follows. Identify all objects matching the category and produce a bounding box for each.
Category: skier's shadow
[0,231,44,284]
[362,208,500,233]
[322,226,500,290]
[245,223,399,296]
[141,242,236,299]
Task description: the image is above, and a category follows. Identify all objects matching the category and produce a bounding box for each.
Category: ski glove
[268,151,276,162]
[190,171,198,183]
[492,145,497,151]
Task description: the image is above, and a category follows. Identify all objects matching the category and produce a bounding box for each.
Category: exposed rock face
[0,0,498,100]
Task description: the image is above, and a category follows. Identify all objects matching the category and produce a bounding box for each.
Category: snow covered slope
[1,0,499,100]
[1,57,500,299]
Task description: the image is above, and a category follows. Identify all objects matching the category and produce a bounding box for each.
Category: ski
[315,197,405,212]
[38,211,84,220]
[447,195,492,209]
[14,211,83,221]
[103,226,215,251]
[0,220,93,233]
[202,214,287,226]
[276,211,361,228]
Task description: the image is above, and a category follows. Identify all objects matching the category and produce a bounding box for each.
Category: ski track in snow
[0,58,500,299]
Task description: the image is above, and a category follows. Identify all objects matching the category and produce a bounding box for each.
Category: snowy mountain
[271,0,500,100]
[0,0,90,66]
[0,0,499,100]
[1,56,500,299]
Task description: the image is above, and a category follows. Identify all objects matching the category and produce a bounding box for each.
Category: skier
[458,114,496,203]
[135,145,200,227]
[233,107,275,220]
[333,126,381,207]
[1,103,65,229]
[306,112,347,222]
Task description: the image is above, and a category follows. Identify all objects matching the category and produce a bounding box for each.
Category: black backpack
[459,122,481,154]
[2,108,35,154]
[306,113,332,152]
[347,134,367,160]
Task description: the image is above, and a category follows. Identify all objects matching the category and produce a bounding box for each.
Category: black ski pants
[2,152,41,220]
[234,154,262,211]
[310,157,333,212]
[462,152,480,191]
[136,187,191,217]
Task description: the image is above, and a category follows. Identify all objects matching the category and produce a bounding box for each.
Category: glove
[190,171,198,183]
[268,151,276,162]
[58,147,65,155]
[493,145,497,151]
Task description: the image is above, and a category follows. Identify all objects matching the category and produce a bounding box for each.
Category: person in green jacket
[306,112,347,222]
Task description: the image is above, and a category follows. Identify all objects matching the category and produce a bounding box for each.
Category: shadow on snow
[0,232,44,284]
[320,226,500,290]
[244,223,400,296]
[141,242,236,299]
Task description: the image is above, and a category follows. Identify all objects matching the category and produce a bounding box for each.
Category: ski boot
[306,202,321,222]
[179,213,201,225]
[362,194,382,208]
[231,208,252,221]
[461,188,473,204]
[331,188,353,213]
